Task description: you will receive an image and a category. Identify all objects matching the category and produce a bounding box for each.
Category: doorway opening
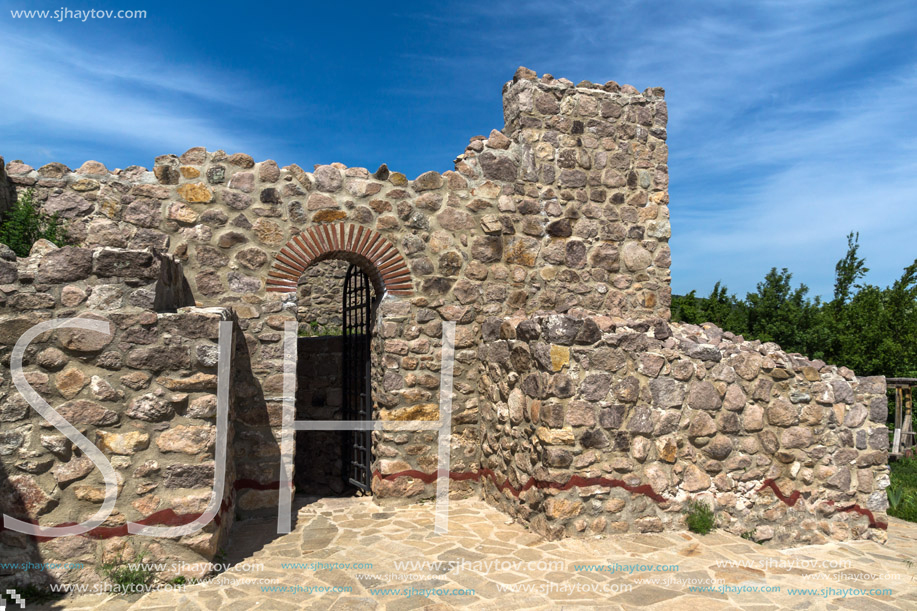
[294,259,377,496]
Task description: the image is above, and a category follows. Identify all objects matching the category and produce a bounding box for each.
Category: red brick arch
[266,223,412,296]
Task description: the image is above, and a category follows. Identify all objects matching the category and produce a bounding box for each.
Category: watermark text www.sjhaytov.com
[10,8,146,21]
[0,561,84,571]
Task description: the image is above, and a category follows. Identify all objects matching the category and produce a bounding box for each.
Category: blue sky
[1,0,915,299]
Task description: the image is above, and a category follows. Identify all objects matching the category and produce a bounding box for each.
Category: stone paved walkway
[39,497,917,610]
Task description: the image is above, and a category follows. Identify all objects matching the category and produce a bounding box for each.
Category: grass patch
[888,456,917,523]
[98,550,155,588]
[685,500,716,535]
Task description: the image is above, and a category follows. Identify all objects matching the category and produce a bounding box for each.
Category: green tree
[704,281,748,334]
[878,261,917,376]
[671,282,748,333]
[669,231,917,380]
[0,188,69,256]
[671,290,703,325]
[744,267,827,357]
[825,232,917,377]
[833,231,869,307]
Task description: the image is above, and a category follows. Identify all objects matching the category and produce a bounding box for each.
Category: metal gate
[342,263,373,493]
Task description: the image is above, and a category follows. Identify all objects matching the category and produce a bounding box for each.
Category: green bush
[889,457,917,523]
[685,500,716,534]
[887,484,905,509]
[0,188,70,257]
[740,530,763,544]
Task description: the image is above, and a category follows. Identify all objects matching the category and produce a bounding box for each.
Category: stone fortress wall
[0,67,889,588]
[479,314,889,541]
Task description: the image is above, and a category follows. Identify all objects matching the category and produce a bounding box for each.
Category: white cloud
[0,28,278,164]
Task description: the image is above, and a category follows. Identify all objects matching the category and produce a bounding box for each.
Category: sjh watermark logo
[2,318,458,540]
[0,589,25,611]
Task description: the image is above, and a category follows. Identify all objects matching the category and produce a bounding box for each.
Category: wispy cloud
[0,28,280,166]
[652,4,917,297]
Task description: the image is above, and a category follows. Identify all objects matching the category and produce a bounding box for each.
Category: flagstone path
[36,497,917,610]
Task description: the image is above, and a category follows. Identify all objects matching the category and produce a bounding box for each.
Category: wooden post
[894,387,903,454]
[906,386,914,451]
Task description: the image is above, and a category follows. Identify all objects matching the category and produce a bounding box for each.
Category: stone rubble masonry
[0,67,887,588]
[479,315,889,545]
[0,156,12,215]
[297,260,349,332]
[0,306,237,587]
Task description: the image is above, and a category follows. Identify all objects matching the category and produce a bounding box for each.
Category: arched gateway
[266,224,413,297]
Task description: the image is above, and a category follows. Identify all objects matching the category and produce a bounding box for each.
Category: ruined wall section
[1,67,672,508]
[480,315,890,544]
[0,302,237,587]
[470,68,674,521]
[1,64,674,508]
[3,147,513,505]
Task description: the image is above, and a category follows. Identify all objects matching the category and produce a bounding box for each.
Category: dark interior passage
[294,263,375,496]
[294,335,347,495]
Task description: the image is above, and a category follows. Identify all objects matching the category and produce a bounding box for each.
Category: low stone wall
[0,306,237,588]
[479,314,890,545]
